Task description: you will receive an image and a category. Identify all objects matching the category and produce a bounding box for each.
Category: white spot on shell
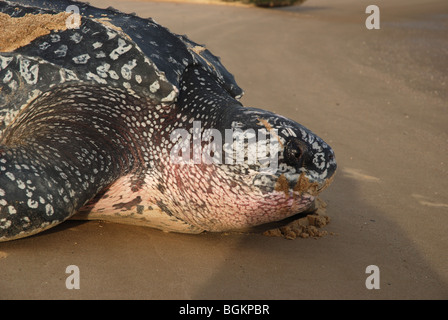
[16,179,26,190]
[59,68,79,82]
[50,34,61,43]
[19,59,39,85]
[121,59,137,80]
[54,45,68,57]
[5,172,15,181]
[95,51,106,58]
[2,70,13,83]
[149,80,160,93]
[97,63,111,78]
[72,54,91,64]
[39,42,50,50]
[86,72,107,84]
[27,199,38,209]
[108,70,119,80]
[0,219,11,229]
[107,31,117,40]
[45,204,54,216]
[110,38,133,60]
[0,55,13,70]
[70,33,83,43]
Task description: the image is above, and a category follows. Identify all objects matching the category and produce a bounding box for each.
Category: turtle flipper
[0,145,103,241]
[0,83,151,241]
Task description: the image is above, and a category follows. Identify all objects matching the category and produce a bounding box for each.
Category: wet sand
[1,0,447,299]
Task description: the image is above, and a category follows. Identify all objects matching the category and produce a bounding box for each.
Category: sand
[0,12,71,52]
[263,198,332,239]
[0,0,447,300]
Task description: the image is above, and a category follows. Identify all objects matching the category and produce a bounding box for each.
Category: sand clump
[263,198,333,240]
[0,12,71,52]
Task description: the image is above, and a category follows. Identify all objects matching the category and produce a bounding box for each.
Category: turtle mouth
[271,170,335,197]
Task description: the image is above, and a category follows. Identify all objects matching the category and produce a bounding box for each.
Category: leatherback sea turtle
[0,0,336,241]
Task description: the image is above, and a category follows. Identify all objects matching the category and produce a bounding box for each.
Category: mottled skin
[0,0,336,241]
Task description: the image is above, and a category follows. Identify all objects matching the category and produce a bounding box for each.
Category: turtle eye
[284,138,306,167]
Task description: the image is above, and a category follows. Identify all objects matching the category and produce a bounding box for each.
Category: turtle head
[168,66,337,231]
[174,104,339,231]
[220,106,337,200]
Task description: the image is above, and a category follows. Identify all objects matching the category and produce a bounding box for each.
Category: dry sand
[0,0,447,299]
